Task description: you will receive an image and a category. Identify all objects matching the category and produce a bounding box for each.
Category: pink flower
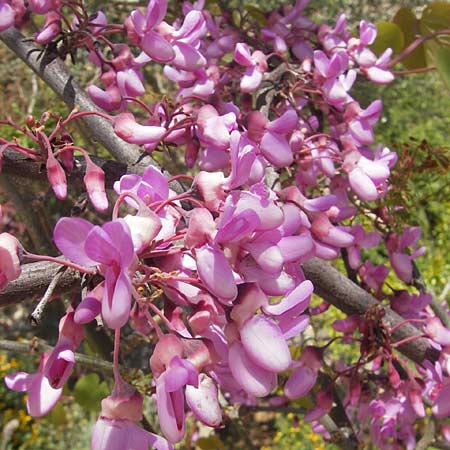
[53,218,137,329]
[386,227,425,284]
[0,232,21,290]
[5,353,62,417]
[83,157,108,212]
[92,387,172,450]
[0,2,15,31]
[234,43,268,92]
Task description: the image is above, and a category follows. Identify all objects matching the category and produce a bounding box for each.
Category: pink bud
[84,159,108,212]
[185,374,222,427]
[46,153,67,200]
[35,12,61,45]
[0,232,22,290]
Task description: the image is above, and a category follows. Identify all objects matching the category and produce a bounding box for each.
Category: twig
[0,338,114,373]
[0,27,143,166]
[29,266,67,325]
[0,261,81,308]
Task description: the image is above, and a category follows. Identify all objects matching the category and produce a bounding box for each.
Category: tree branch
[1,148,145,189]
[0,261,81,308]
[302,258,438,365]
[0,27,146,166]
[0,338,114,373]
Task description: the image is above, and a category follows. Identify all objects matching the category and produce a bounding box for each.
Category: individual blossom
[53,218,137,329]
[44,308,84,389]
[234,42,268,93]
[385,226,426,284]
[5,353,62,417]
[0,232,21,290]
[92,382,172,450]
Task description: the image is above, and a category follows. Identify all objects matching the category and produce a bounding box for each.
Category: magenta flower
[313,50,355,108]
[53,218,136,329]
[0,2,15,31]
[247,109,298,167]
[386,226,425,283]
[5,353,62,417]
[234,43,268,93]
[92,388,172,450]
[185,373,222,427]
[0,232,21,290]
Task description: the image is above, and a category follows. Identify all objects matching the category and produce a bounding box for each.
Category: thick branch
[302,258,438,365]
[2,258,438,367]
[1,148,185,194]
[0,261,81,307]
[0,27,144,166]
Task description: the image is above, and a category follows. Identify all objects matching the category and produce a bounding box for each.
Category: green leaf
[245,5,267,26]
[420,2,450,65]
[435,46,450,90]
[371,22,405,57]
[73,373,109,412]
[196,436,226,450]
[46,402,67,426]
[393,7,426,69]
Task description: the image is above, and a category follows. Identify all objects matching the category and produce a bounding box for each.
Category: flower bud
[46,153,67,200]
[84,160,108,212]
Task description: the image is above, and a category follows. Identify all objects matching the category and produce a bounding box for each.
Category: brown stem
[0,27,146,166]
[0,261,81,308]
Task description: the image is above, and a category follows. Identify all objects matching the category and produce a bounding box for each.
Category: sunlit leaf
[393,7,426,69]
[196,436,226,450]
[245,5,267,26]
[73,373,109,412]
[371,22,405,56]
[46,402,67,426]
[435,46,450,90]
[420,2,450,64]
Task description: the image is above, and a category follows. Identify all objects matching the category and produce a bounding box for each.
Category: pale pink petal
[196,245,237,304]
[185,374,222,427]
[113,113,166,145]
[4,371,30,392]
[228,341,277,397]
[172,42,206,71]
[260,131,293,167]
[234,42,253,66]
[53,218,96,266]
[156,378,185,443]
[263,280,313,316]
[284,365,317,399]
[348,167,378,201]
[240,67,263,93]
[366,66,394,84]
[245,242,283,274]
[141,30,175,63]
[102,270,132,329]
[278,235,315,263]
[240,315,291,372]
[27,375,62,417]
